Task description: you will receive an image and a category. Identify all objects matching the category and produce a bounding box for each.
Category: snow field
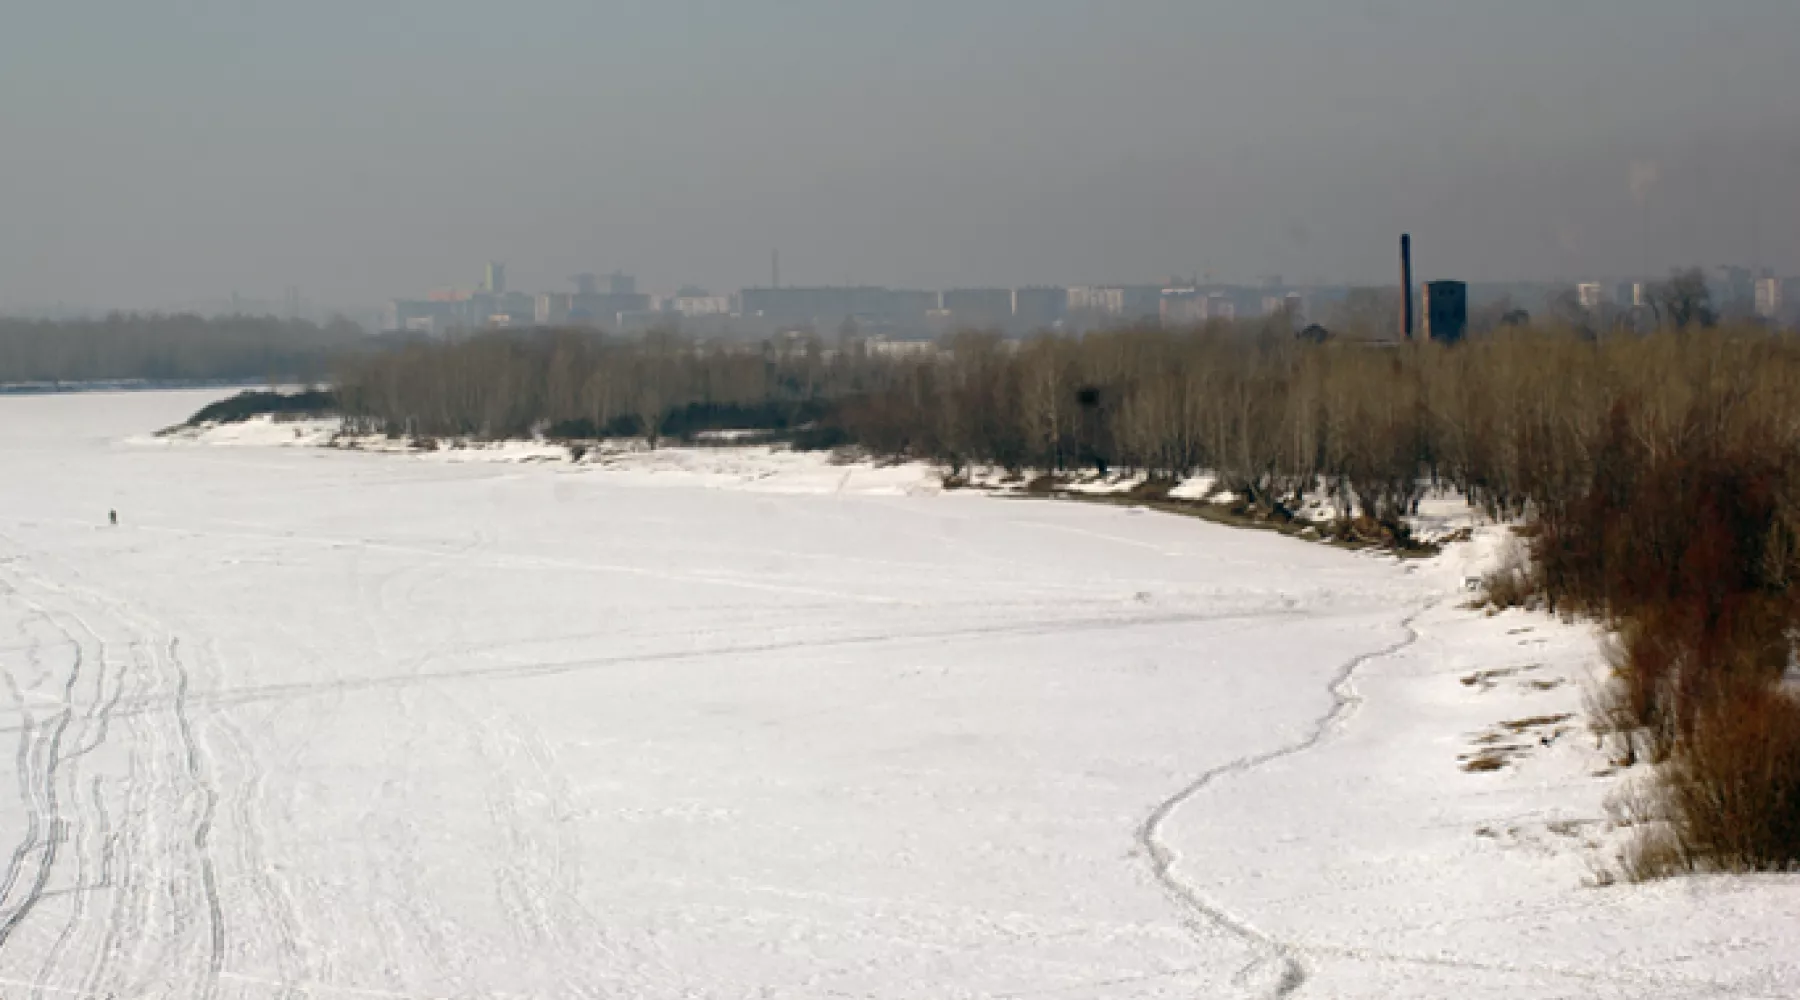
[0,390,1791,999]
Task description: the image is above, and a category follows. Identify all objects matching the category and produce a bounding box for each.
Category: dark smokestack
[1400,234,1414,341]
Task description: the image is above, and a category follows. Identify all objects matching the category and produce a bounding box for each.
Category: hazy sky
[4,1,1798,310]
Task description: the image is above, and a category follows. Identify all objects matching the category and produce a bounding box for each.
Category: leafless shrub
[1480,541,1540,611]
[1652,686,1800,874]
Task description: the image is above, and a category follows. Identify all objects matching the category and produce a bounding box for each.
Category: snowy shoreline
[154,414,1479,545]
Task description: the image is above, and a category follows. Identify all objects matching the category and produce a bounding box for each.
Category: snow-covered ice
[0,390,1793,999]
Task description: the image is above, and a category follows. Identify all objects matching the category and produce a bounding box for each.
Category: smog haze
[3,0,1797,310]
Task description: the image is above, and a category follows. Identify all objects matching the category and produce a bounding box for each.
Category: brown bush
[1609,596,1795,756]
[1623,685,1800,876]
[1479,540,1539,611]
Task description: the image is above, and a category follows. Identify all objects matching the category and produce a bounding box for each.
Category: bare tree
[1650,268,1717,329]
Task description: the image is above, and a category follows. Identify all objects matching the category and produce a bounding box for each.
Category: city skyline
[369,256,1793,339]
[13,252,1793,325]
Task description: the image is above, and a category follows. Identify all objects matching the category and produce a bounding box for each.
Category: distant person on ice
[109,509,116,526]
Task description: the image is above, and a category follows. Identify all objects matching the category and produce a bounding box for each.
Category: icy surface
[0,390,1792,999]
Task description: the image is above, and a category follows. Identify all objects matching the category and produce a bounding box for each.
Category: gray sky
[4,0,1797,310]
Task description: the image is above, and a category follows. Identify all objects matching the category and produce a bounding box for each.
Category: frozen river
[0,391,1791,999]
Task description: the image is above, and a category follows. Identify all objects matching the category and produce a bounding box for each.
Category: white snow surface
[0,389,1791,999]
[1059,473,1149,496]
[154,416,942,496]
[1166,475,1220,503]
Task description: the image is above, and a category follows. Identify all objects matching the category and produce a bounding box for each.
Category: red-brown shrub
[1630,684,1800,875]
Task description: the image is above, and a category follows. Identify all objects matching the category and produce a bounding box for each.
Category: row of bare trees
[331,320,1798,534]
[0,313,366,385]
[335,329,839,444]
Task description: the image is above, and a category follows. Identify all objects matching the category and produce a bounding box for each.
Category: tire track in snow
[168,638,225,1000]
[7,552,221,1000]
[0,657,43,933]
[0,587,131,992]
[408,550,666,996]
[0,549,121,978]
[54,777,117,1000]
[77,644,163,1000]
[0,604,87,953]
[366,553,481,992]
[1136,604,1427,999]
[198,631,307,999]
[26,601,131,999]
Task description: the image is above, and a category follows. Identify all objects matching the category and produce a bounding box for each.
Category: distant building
[1160,289,1206,326]
[1714,266,1755,313]
[1616,282,1647,308]
[1265,292,1306,325]
[536,293,571,325]
[484,262,507,295]
[1423,281,1469,343]
[1068,286,1125,316]
[535,289,651,327]
[1161,289,1245,325]
[386,287,529,335]
[889,289,941,322]
[1120,285,1165,319]
[488,291,534,327]
[1012,286,1069,330]
[739,286,824,322]
[672,294,733,318]
[864,337,939,360]
[940,288,1014,329]
[384,299,460,335]
[1577,283,1606,310]
[587,292,650,325]
[738,286,932,329]
[1755,277,1783,320]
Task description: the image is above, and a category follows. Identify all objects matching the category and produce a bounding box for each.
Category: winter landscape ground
[0,390,1793,999]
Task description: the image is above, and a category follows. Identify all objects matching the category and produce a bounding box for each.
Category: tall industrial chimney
[1399,234,1414,341]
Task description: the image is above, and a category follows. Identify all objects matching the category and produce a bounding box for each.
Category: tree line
[332,318,1786,537]
[0,313,366,385]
